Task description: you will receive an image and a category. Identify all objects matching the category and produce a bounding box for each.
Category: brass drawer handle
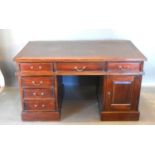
[32,80,43,86]
[74,66,86,72]
[30,65,42,70]
[40,92,45,96]
[41,104,46,108]
[32,92,44,96]
[118,65,130,71]
[38,66,42,69]
[30,66,34,70]
[107,91,111,96]
[34,104,38,108]
[33,92,36,96]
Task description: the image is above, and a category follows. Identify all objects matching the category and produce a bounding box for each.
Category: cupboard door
[104,75,141,111]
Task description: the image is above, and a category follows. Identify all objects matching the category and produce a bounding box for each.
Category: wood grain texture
[20,63,53,71]
[55,62,106,72]
[107,62,141,72]
[14,40,147,62]
[23,88,54,99]
[14,40,146,121]
[100,111,140,121]
[21,77,54,88]
[103,75,137,111]
[22,111,60,121]
[24,99,56,111]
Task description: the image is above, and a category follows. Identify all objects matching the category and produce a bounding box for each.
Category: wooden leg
[22,111,61,121]
[100,111,140,121]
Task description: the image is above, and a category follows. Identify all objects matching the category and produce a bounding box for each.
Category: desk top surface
[14,40,146,62]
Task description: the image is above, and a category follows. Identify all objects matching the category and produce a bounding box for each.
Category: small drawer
[20,63,53,71]
[24,99,56,111]
[23,88,54,99]
[107,62,141,72]
[56,62,106,72]
[21,77,54,88]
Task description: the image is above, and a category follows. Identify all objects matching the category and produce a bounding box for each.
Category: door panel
[104,76,141,111]
[112,80,133,105]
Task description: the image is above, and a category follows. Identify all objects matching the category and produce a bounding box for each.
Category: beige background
[0,30,17,86]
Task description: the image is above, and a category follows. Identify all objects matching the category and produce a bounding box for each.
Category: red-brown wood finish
[107,62,142,72]
[55,62,106,72]
[21,77,54,88]
[20,63,53,71]
[104,75,140,111]
[22,111,60,121]
[24,99,56,111]
[14,40,146,121]
[23,88,54,99]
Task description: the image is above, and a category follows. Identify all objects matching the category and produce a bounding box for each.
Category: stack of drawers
[16,61,143,121]
[17,63,60,121]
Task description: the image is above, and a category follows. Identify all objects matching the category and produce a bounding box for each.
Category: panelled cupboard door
[104,75,142,111]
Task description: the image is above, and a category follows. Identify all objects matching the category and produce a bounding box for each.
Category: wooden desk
[14,40,146,121]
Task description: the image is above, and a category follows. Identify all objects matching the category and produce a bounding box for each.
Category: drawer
[20,63,53,71]
[23,88,54,98]
[24,99,56,111]
[56,62,106,72]
[21,77,54,88]
[107,62,141,72]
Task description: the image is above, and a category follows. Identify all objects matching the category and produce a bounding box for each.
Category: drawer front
[24,99,56,111]
[20,63,53,71]
[107,62,141,72]
[21,77,54,88]
[56,62,105,72]
[23,88,54,98]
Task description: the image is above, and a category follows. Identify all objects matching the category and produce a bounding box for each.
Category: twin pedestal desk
[14,40,146,121]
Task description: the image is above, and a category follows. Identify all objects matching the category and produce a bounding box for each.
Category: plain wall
[0,0,155,86]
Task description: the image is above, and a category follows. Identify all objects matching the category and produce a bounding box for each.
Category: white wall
[0,0,155,86]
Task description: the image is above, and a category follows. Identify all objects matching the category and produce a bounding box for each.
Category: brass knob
[30,66,34,69]
[42,104,45,108]
[107,91,111,96]
[38,66,42,69]
[118,65,123,69]
[40,81,43,84]
[34,104,38,108]
[40,92,44,96]
[33,92,36,96]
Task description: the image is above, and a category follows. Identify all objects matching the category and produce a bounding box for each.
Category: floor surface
[0,86,155,124]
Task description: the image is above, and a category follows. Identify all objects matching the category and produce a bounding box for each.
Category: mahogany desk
[14,40,146,121]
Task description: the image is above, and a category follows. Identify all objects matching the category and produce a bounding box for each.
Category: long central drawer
[55,62,106,72]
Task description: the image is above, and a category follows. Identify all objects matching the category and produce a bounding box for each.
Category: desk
[14,40,146,121]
